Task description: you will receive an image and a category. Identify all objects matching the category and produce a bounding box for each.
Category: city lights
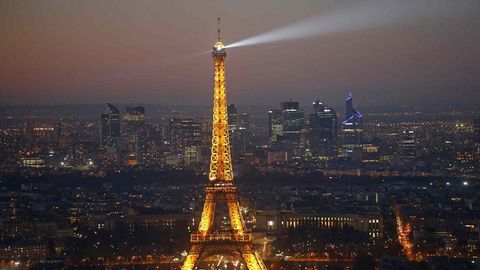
[1,1,479,270]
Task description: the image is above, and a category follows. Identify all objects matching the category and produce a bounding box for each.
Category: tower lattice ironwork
[181,19,267,270]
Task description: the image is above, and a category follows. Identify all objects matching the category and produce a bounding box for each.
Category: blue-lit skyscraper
[340,93,363,158]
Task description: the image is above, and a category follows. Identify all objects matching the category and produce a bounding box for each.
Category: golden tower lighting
[181,19,267,270]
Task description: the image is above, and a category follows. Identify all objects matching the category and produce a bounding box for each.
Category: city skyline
[1,0,480,107]
[1,2,479,269]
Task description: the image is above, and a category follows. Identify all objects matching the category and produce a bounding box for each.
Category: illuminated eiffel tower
[181,19,267,270]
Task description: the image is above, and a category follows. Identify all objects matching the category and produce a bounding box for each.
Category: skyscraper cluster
[99,103,167,167]
[268,93,363,163]
[2,97,477,178]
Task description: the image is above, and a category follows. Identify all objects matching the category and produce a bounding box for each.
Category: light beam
[225,0,476,49]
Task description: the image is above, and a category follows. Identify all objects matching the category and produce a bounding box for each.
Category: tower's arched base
[182,243,267,270]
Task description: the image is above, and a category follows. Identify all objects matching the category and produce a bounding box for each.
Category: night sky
[1,0,479,107]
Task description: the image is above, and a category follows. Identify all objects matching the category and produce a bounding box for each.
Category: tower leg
[181,245,203,270]
[198,193,215,234]
[239,246,267,270]
[227,200,245,233]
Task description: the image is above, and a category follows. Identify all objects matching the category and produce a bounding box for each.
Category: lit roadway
[394,207,417,261]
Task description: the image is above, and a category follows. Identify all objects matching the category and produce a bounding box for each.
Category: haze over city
[1,0,479,107]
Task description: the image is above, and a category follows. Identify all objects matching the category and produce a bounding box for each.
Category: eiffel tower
[181,19,267,270]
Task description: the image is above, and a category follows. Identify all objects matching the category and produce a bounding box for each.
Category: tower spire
[217,17,221,41]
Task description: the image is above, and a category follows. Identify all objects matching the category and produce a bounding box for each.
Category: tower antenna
[217,17,221,40]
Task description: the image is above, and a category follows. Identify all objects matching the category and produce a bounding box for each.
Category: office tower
[23,118,35,149]
[228,104,250,159]
[228,104,238,129]
[124,106,145,124]
[54,121,62,148]
[281,101,304,141]
[124,106,145,165]
[237,112,251,152]
[281,101,305,158]
[140,124,165,167]
[399,130,416,161]
[169,119,202,152]
[340,93,363,158]
[184,145,201,166]
[268,109,283,142]
[100,103,121,148]
[309,101,337,157]
[268,102,305,158]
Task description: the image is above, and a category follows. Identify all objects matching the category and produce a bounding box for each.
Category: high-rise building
[23,118,35,150]
[124,106,145,123]
[228,104,251,159]
[268,101,305,158]
[309,101,337,157]
[140,124,165,167]
[268,110,283,142]
[281,101,305,158]
[281,101,304,141]
[184,145,201,166]
[228,104,238,129]
[100,103,121,148]
[169,119,202,152]
[124,106,145,165]
[398,130,416,161]
[237,112,251,149]
[340,93,363,158]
